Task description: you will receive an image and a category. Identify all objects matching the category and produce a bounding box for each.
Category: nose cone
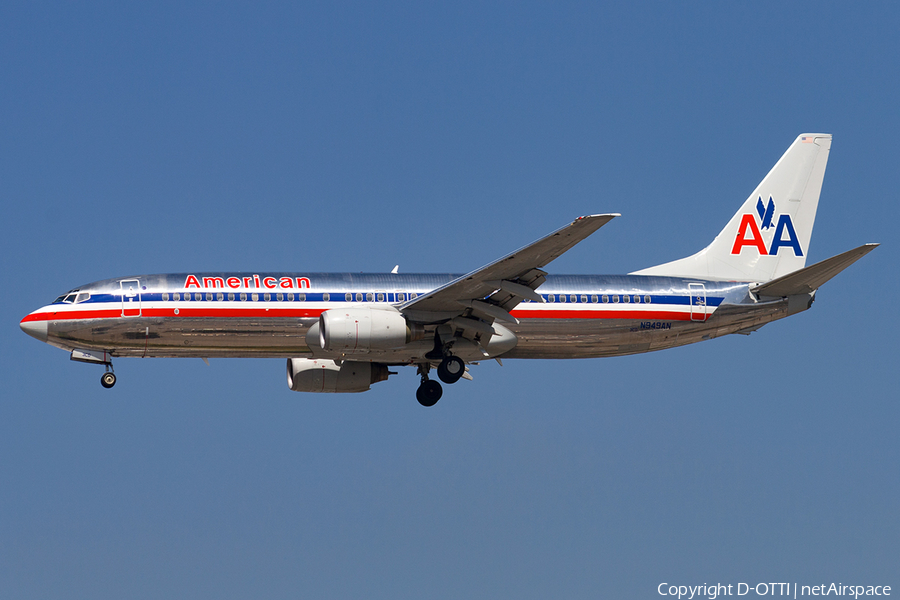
[20,316,48,343]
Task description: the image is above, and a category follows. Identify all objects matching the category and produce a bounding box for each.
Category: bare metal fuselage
[27,272,793,364]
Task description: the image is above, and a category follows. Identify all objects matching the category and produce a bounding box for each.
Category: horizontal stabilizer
[752,243,878,297]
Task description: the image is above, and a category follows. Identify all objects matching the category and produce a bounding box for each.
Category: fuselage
[20,271,792,363]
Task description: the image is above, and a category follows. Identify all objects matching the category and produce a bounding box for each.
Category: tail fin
[633,134,832,282]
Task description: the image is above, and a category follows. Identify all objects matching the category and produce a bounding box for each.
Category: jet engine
[318,307,423,354]
[287,358,390,393]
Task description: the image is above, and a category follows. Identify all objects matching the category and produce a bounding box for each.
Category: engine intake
[287,358,390,393]
[319,307,423,354]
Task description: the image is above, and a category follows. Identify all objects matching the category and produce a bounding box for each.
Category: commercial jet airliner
[21,134,877,406]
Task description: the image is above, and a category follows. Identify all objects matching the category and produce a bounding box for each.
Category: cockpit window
[54,289,80,304]
[74,292,91,304]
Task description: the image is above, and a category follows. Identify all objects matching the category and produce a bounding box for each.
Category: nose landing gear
[100,371,117,388]
[100,363,116,388]
[70,349,117,389]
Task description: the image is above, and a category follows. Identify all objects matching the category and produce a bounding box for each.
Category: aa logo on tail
[731,196,803,256]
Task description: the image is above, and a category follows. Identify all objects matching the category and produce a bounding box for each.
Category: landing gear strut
[426,330,467,386]
[415,364,442,407]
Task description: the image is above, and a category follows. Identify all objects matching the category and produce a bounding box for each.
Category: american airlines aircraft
[20,134,877,406]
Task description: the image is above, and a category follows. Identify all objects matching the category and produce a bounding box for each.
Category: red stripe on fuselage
[21,307,329,321]
[22,305,707,323]
[511,308,705,321]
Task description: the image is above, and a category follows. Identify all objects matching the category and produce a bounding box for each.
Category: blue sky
[2,3,898,598]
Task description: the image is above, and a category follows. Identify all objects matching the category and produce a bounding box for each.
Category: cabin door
[689,283,706,322]
[120,279,142,317]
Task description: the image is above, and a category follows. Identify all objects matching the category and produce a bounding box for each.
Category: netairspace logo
[657,582,891,599]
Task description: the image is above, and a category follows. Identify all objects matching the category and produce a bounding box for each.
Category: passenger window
[162,293,169,301]
[356,292,363,302]
[548,295,555,303]
[570,295,577,303]
[194,293,202,301]
[206,293,212,301]
[298,293,306,302]
[581,295,587,303]
[323,293,330,301]
[228,293,235,301]
[184,293,191,302]
[602,295,609,303]
[410,293,417,300]
[613,295,619,303]
[559,294,566,303]
[252,293,258,301]
[365,292,373,302]
[377,293,385,302]
[623,295,630,303]
[174,292,180,301]
[240,293,247,301]
[397,292,406,302]
[346,293,352,302]
[217,292,224,301]
[277,293,283,301]
[634,295,640,303]
[591,295,598,303]
[264,293,271,301]
[645,295,651,303]
[288,293,294,301]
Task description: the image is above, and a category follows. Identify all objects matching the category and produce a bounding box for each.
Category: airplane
[20,133,878,406]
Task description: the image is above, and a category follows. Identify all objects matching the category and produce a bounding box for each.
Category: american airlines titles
[184,275,312,290]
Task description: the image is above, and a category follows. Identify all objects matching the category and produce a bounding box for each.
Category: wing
[401,214,619,324]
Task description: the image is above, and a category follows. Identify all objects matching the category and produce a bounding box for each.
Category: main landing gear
[437,355,465,384]
[416,364,442,407]
[415,355,466,407]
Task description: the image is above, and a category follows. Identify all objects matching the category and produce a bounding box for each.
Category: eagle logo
[756,196,775,230]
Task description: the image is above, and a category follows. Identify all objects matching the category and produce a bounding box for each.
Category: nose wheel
[99,361,116,389]
[100,371,117,388]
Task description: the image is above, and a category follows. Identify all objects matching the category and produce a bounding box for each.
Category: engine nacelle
[286,358,390,393]
[319,307,422,354]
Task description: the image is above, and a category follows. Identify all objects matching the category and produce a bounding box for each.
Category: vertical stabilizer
[632,134,832,282]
